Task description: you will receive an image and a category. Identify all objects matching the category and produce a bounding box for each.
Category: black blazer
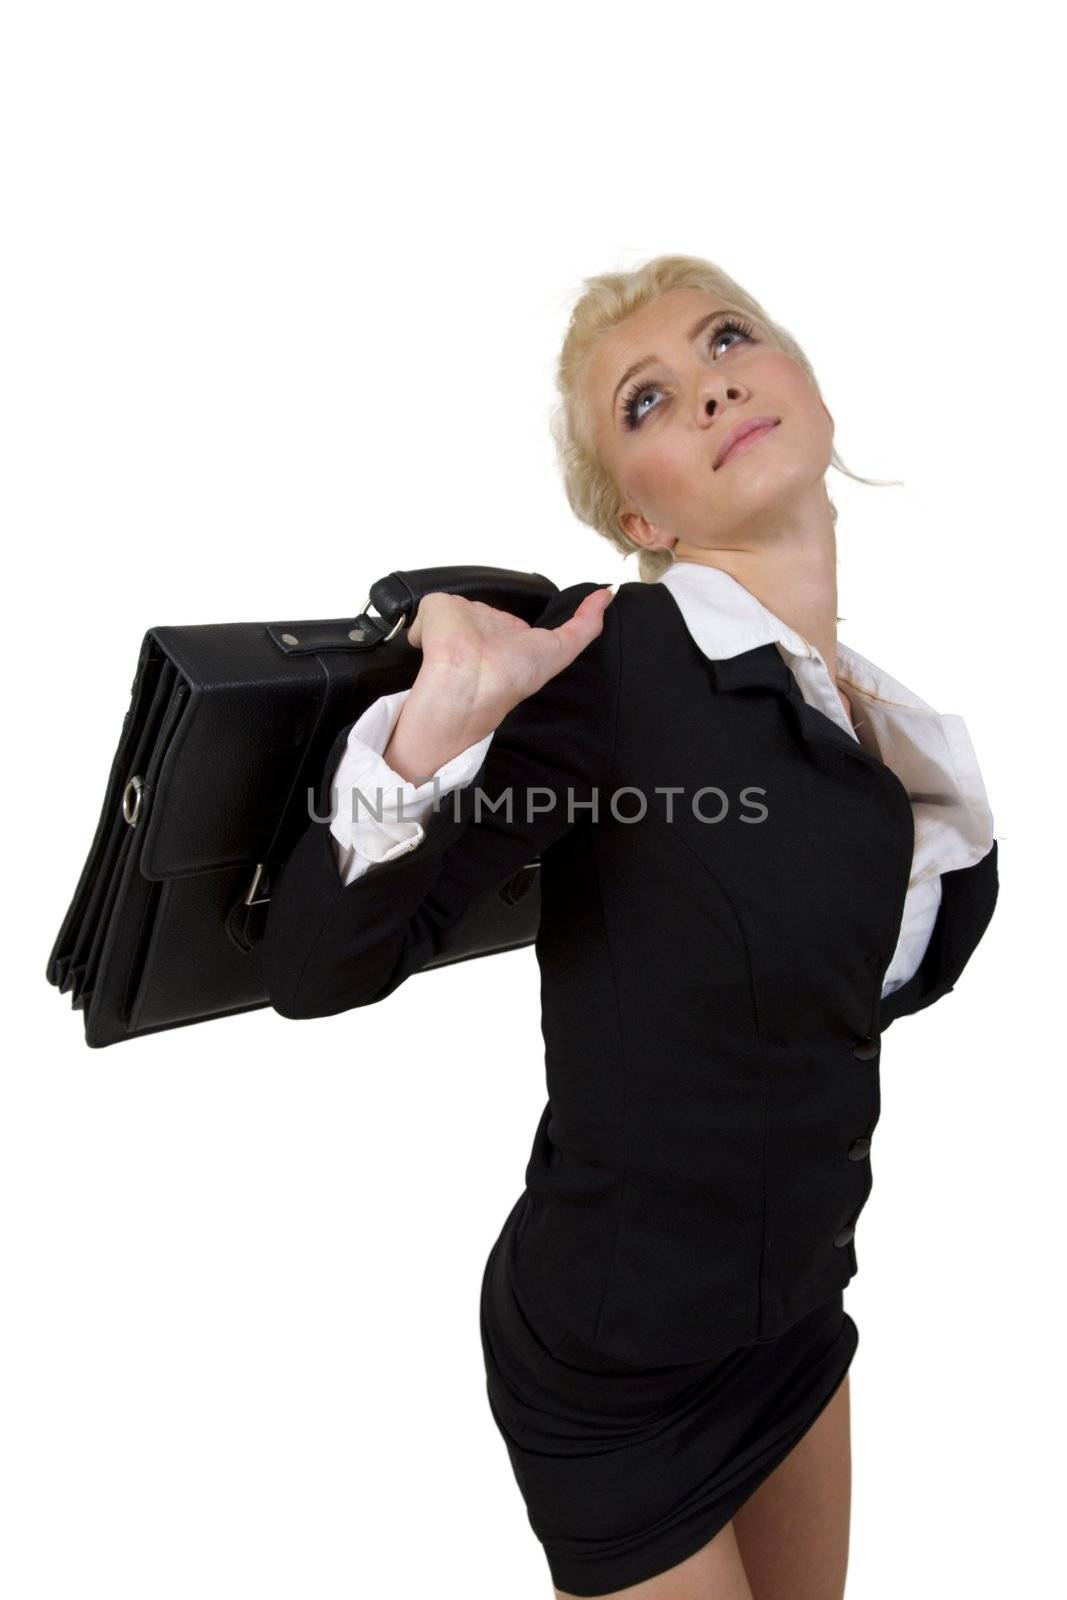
[261,579,1000,1367]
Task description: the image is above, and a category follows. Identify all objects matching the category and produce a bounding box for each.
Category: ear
[620,509,674,554]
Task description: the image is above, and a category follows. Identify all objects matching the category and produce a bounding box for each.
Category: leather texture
[45,564,558,1047]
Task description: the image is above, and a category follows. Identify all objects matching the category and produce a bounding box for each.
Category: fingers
[544,585,615,664]
[407,585,614,654]
[406,594,437,650]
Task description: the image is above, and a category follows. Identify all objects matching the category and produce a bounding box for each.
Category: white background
[3,3,1061,1595]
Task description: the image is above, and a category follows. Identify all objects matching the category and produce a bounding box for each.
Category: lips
[714,416,780,470]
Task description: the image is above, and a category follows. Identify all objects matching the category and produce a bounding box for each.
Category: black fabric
[261,577,1000,1368]
[480,1191,857,1596]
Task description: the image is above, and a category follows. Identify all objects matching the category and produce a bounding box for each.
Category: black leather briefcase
[46,564,558,1048]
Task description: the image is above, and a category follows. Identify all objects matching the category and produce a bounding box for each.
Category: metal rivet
[281,632,299,646]
[348,627,365,641]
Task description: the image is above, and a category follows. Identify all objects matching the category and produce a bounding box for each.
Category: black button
[847,1136,871,1161]
[852,1035,880,1060]
[834,1225,856,1248]
[863,952,881,966]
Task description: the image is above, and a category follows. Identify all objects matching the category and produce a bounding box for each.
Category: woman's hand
[383,586,616,785]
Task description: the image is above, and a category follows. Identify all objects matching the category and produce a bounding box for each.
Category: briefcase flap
[136,622,411,881]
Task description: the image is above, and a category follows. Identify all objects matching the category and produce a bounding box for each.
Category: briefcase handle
[369,565,558,631]
[267,566,558,657]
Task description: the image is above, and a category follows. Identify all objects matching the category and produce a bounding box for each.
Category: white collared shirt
[656,558,995,993]
[328,563,995,998]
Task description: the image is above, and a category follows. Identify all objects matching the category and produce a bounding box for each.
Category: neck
[670,497,843,684]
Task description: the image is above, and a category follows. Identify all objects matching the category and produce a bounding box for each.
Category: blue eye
[620,314,756,430]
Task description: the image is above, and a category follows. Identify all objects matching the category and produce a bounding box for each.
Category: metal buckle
[122,774,144,825]
[359,594,406,643]
[244,862,271,908]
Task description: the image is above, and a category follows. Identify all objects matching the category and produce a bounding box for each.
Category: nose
[697,375,747,423]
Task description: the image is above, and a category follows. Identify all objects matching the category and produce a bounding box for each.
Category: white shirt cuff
[328,689,494,885]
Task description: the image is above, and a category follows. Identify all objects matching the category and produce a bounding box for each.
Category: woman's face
[581,286,835,556]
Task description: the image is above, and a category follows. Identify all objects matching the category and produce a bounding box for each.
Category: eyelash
[620,315,757,430]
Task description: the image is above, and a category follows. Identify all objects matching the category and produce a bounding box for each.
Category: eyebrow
[611,308,740,417]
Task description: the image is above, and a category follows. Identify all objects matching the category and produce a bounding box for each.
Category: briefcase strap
[265,565,556,658]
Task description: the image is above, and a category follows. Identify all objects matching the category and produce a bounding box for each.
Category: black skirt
[479,1194,858,1597]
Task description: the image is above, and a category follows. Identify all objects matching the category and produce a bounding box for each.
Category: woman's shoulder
[531,577,672,686]
[538,576,663,619]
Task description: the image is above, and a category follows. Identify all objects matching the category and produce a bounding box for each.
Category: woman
[261,255,999,1599]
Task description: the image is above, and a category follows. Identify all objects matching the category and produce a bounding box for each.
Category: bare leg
[554,1518,755,1600]
[730,1372,852,1600]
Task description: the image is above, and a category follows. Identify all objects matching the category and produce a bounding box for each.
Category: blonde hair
[549,253,897,584]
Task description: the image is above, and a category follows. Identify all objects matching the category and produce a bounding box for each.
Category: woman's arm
[327,687,496,888]
[260,581,620,1020]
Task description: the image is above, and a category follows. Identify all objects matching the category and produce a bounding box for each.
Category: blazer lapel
[699,640,918,1042]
